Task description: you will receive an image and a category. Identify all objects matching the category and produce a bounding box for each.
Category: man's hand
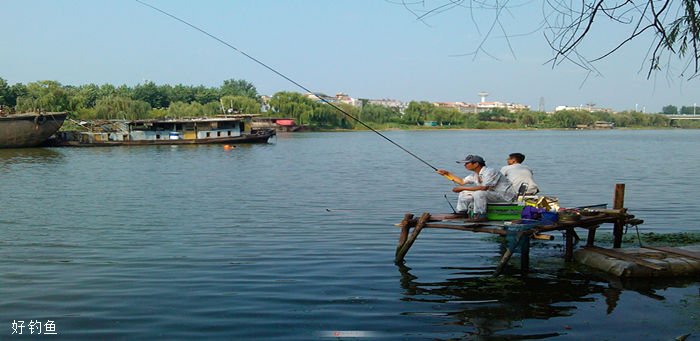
[437,169,463,184]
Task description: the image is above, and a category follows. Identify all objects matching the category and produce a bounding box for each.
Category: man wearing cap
[437,155,516,221]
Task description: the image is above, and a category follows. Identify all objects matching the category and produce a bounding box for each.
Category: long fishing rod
[136,0,455,178]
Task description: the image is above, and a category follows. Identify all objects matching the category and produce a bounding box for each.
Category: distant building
[434,100,529,113]
[575,121,615,130]
[334,93,361,107]
[593,121,614,129]
[554,105,614,113]
[476,101,530,112]
[305,92,338,104]
[276,90,531,114]
[367,98,406,111]
[433,102,477,113]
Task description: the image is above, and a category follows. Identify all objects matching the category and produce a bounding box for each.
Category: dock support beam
[586,225,599,247]
[613,183,625,248]
[565,228,575,262]
[520,236,530,274]
[494,231,532,277]
[395,212,430,264]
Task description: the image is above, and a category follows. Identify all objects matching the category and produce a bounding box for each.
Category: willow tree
[268,91,316,124]
[219,95,261,115]
[399,1,700,79]
[220,79,259,99]
[93,96,151,120]
[15,80,70,112]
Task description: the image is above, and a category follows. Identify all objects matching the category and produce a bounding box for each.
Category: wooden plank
[642,246,700,261]
[423,224,507,235]
[584,246,665,271]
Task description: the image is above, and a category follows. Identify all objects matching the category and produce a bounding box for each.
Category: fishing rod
[135,1,461,182]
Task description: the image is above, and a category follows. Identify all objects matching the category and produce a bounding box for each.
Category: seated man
[500,153,539,195]
[437,154,516,221]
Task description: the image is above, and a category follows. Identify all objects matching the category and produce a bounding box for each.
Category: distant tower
[538,97,545,112]
[478,91,489,103]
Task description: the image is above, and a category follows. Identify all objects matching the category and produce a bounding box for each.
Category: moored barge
[0,112,68,148]
[54,115,275,146]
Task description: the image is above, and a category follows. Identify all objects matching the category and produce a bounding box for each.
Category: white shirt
[464,166,514,197]
[500,163,539,195]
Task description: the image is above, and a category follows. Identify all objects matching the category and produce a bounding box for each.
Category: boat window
[206,132,211,138]
[156,134,161,139]
[227,131,231,136]
[217,131,221,137]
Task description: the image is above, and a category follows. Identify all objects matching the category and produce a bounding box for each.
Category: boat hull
[53,128,275,147]
[0,112,68,148]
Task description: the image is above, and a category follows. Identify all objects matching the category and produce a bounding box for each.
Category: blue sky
[2,0,698,112]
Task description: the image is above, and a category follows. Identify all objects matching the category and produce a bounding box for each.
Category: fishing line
[135,0,439,171]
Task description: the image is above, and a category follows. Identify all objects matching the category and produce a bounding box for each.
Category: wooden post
[520,236,530,274]
[494,231,526,277]
[613,183,625,248]
[396,213,414,249]
[494,247,514,277]
[395,212,430,264]
[565,228,574,262]
[586,225,599,247]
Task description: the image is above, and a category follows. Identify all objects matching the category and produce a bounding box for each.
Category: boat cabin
[127,117,247,142]
[56,115,262,145]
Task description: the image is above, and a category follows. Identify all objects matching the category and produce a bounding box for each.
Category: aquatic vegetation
[594,232,700,246]
[483,231,700,247]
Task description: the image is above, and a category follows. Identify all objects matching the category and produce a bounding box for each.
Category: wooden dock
[395,184,644,276]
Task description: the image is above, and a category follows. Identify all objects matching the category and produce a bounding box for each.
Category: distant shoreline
[308,126,685,133]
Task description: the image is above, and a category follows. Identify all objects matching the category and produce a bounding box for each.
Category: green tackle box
[487,203,524,221]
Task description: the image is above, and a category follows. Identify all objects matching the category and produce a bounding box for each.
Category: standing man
[500,153,539,195]
[437,154,515,221]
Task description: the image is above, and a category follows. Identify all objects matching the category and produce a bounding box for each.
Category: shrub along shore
[2,78,698,130]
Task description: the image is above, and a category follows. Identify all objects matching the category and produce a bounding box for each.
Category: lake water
[1,129,698,340]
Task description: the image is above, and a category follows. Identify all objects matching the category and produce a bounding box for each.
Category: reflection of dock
[395,184,653,276]
[396,262,699,338]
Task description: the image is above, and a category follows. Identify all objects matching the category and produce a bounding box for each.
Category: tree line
[0,77,692,129]
[661,105,699,116]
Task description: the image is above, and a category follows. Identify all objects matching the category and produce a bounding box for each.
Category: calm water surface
[1,130,699,340]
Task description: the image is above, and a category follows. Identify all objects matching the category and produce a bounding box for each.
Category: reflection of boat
[54,115,275,146]
[0,112,68,148]
[0,148,63,166]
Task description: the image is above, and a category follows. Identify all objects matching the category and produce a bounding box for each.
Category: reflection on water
[0,147,63,165]
[398,264,601,339]
[398,262,700,339]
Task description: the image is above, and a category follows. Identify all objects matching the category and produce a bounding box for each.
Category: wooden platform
[394,184,643,276]
[575,245,700,277]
